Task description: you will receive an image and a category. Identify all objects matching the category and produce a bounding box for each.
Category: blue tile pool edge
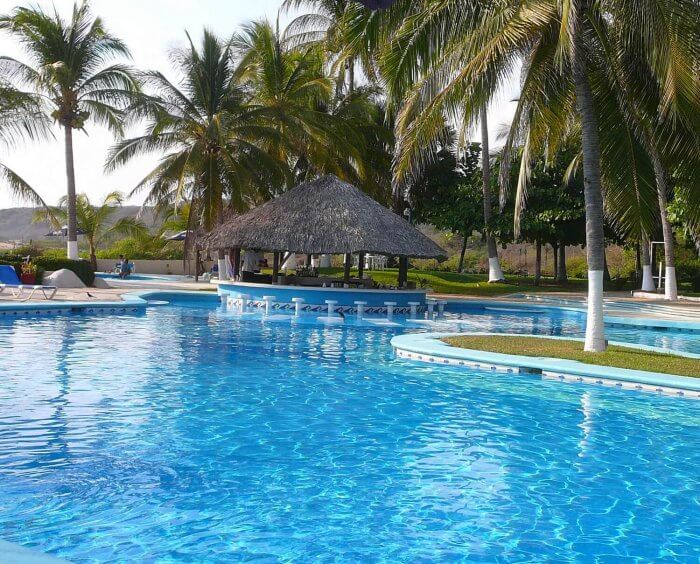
[390,332,700,396]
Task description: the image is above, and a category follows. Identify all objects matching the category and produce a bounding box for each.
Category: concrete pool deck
[391,332,700,398]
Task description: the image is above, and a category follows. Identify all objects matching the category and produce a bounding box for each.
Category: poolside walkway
[3,278,700,325]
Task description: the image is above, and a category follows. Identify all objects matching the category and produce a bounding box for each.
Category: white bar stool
[354,301,367,318]
[437,300,447,316]
[262,295,275,315]
[408,301,420,319]
[325,300,338,316]
[426,299,436,318]
[291,297,305,316]
[384,301,396,320]
[239,294,250,313]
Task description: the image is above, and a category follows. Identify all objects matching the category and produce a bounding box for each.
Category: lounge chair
[0,265,58,300]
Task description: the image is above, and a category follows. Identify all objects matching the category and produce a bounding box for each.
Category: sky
[0,0,518,209]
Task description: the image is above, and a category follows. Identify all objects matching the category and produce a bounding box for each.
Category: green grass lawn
[317,268,587,296]
[443,335,700,377]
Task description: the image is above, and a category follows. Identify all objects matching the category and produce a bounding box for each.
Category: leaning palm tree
[232,20,370,193]
[34,191,148,270]
[107,29,289,276]
[350,0,699,351]
[0,85,49,206]
[0,1,139,259]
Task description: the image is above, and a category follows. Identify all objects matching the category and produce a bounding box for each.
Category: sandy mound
[92,277,113,289]
[43,268,86,288]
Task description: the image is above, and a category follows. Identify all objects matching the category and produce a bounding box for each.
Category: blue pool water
[0,298,699,561]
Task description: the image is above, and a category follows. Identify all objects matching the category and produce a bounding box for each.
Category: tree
[348,0,699,351]
[411,143,483,272]
[34,192,148,270]
[106,29,289,276]
[0,1,139,259]
[0,85,49,206]
[231,20,373,194]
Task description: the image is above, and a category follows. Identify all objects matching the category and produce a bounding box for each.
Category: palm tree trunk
[640,232,655,291]
[650,150,677,299]
[552,242,559,280]
[556,244,568,283]
[64,125,79,260]
[347,58,355,93]
[572,13,607,352]
[458,232,469,273]
[534,239,542,286]
[480,106,504,282]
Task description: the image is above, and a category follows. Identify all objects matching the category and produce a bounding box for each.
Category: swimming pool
[1,296,698,561]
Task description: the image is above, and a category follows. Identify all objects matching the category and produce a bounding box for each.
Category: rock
[92,277,112,289]
[43,268,86,288]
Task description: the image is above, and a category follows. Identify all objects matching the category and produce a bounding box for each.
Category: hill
[0,206,156,242]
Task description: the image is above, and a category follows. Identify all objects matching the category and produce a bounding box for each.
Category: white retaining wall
[95,258,214,275]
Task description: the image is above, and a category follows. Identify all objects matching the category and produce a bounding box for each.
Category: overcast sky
[0,0,517,209]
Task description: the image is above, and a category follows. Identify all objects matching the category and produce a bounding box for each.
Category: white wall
[96,258,214,275]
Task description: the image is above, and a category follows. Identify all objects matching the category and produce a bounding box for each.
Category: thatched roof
[207,175,446,258]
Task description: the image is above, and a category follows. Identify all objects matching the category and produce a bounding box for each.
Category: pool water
[0,299,699,561]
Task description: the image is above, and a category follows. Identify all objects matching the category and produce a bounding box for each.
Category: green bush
[676,260,700,293]
[34,257,95,285]
[566,255,588,279]
[0,253,94,286]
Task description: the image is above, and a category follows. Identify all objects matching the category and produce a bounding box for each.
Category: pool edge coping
[390,332,700,396]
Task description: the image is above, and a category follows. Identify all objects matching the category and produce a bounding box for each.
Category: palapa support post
[272,252,280,278]
[358,252,365,279]
[398,256,408,287]
[306,254,313,267]
[232,247,241,280]
[344,253,352,283]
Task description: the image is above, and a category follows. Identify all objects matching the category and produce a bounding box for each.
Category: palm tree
[350,0,699,351]
[0,85,49,206]
[34,191,148,269]
[106,29,289,277]
[0,1,139,259]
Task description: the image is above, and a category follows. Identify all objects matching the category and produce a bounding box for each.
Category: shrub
[0,253,95,285]
[675,259,700,293]
[33,257,95,285]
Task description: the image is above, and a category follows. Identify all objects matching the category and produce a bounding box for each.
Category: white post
[292,297,304,316]
[67,240,79,260]
[488,257,505,282]
[263,295,275,315]
[384,301,396,320]
[218,258,228,280]
[239,294,249,313]
[325,300,338,317]
[354,301,367,319]
[641,264,655,292]
[584,270,606,352]
[665,267,678,300]
[408,301,419,319]
[658,261,664,290]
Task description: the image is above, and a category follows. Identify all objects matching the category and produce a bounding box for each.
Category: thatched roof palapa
[207,175,445,258]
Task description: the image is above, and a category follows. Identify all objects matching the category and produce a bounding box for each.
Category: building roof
[207,175,445,258]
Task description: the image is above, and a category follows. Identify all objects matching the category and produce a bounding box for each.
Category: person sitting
[119,258,132,278]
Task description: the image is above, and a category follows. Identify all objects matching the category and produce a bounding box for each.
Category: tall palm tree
[107,29,289,277]
[0,1,139,259]
[349,0,699,351]
[34,191,148,269]
[0,85,49,206]
[231,20,373,193]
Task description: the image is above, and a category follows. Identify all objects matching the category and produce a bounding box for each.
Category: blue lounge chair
[0,265,57,300]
